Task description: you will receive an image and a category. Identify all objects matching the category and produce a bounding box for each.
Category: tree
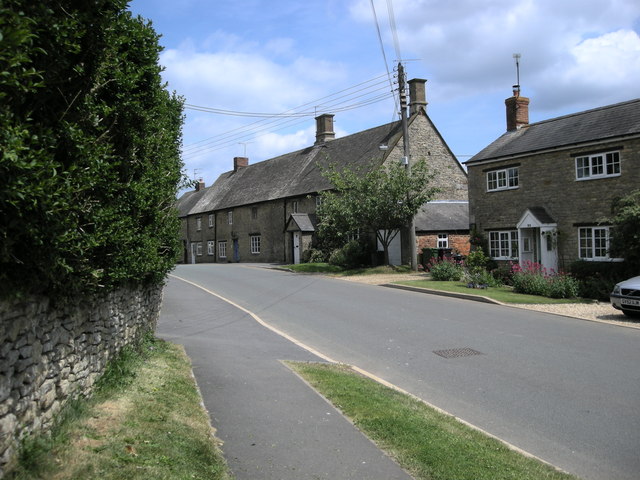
[609,189,640,272]
[0,1,186,298]
[317,159,438,266]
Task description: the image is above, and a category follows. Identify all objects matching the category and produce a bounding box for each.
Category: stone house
[176,79,469,265]
[466,89,640,272]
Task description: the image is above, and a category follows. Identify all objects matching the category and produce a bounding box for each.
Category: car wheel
[622,309,640,318]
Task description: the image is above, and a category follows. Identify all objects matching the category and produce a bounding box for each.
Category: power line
[370,0,399,115]
[386,0,402,63]
[181,74,397,160]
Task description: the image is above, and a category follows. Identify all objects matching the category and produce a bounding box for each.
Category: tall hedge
[0,1,185,298]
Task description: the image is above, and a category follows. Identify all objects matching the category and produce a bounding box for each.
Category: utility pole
[398,62,417,271]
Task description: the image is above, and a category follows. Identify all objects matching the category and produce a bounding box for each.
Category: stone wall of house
[0,284,162,477]
[467,137,640,268]
[385,114,469,201]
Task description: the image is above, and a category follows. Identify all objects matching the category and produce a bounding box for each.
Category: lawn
[7,336,231,480]
[396,279,588,304]
[290,361,580,480]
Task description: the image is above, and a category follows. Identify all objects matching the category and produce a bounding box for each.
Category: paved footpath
[157,276,412,480]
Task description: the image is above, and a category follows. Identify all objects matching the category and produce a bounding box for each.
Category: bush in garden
[302,248,326,263]
[491,263,514,286]
[328,240,369,269]
[428,258,464,281]
[511,261,579,299]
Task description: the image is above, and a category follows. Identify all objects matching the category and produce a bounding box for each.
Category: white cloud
[349,0,640,112]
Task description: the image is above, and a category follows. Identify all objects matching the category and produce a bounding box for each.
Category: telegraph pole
[398,62,418,271]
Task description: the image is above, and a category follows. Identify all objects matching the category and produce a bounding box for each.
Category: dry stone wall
[0,284,162,477]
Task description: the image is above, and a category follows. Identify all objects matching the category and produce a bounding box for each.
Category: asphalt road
[162,264,640,480]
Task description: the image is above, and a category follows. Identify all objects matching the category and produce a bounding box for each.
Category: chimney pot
[234,156,249,172]
[314,114,335,145]
[195,178,205,191]
[408,78,428,115]
[505,91,529,131]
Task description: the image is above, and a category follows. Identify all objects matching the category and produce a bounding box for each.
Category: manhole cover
[433,347,484,359]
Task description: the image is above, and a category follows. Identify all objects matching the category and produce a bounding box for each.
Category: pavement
[157,276,413,480]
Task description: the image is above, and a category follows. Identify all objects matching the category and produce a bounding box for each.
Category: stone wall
[0,284,162,477]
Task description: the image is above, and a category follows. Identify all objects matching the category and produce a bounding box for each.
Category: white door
[293,232,301,264]
[190,242,196,264]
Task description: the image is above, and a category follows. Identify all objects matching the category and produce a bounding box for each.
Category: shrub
[302,248,326,264]
[465,269,501,288]
[511,261,580,299]
[491,263,514,286]
[0,2,185,299]
[570,260,630,300]
[328,240,369,269]
[428,258,464,281]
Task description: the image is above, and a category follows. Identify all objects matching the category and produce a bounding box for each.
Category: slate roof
[467,98,640,164]
[178,120,404,216]
[527,206,555,225]
[415,201,469,232]
[286,213,317,232]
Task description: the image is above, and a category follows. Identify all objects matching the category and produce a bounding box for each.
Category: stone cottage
[176,79,469,265]
[466,88,640,271]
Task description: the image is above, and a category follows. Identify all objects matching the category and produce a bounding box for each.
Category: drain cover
[433,347,484,359]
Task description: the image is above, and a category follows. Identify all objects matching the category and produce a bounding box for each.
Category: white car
[610,276,640,317]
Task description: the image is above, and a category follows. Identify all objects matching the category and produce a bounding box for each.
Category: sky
[128,0,640,190]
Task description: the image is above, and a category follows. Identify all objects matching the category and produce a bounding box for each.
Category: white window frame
[207,240,214,256]
[250,235,261,254]
[196,217,202,231]
[489,230,519,260]
[228,211,233,225]
[292,201,298,213]
[251,206,258,220]
[218,241,227,259]
[196,242,203,256]
[575,151,620,180]
[437,234,449,248]
[487,167,519,192]
[208,214,214,228]
[579,226,613,260]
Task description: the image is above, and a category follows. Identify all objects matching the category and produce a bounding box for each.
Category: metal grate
[433,347,484,359]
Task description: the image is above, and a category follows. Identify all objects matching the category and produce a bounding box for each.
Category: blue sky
[128,0,640,188]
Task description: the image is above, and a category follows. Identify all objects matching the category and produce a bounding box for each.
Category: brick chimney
[234,156,249,172]
[505,86,529,131]
[408,78,428,116]
[195,178,205,191]
[314,114,335,145]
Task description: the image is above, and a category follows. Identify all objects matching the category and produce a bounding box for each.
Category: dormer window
[576,151,620,180]
[487,167,519,192]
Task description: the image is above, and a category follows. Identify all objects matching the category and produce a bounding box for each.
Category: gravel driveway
[337,272,640,329]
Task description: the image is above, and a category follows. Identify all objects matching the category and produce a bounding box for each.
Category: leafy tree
[609,189,640,272]
[317,159,438,266]
[0,1,185,298]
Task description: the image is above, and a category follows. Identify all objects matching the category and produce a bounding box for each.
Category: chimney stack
[408,78,428,116]
[195,178,205,191]
[505,85,529,131]
[314,114,335,145]
[234,156,249,172]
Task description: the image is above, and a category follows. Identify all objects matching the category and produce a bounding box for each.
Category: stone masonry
[0,284,162,478]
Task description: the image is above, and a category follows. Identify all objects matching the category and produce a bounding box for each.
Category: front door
[190,242,196,264]
[293,232,301,264]
[233,239,240,262]
[519,228,539,265]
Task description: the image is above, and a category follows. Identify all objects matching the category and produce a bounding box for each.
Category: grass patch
[7,336,231,480]
[289,362,579,480]
[397,280,589,304]
[284,263,414,276]
[283,262,343,273]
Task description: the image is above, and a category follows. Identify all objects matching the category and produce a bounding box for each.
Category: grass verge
[8,336,231,480]
[396,280,589,304]
[289,361,579,480]
[284,263,413,276]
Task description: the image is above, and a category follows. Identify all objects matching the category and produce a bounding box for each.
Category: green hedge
[0,1,185,298]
